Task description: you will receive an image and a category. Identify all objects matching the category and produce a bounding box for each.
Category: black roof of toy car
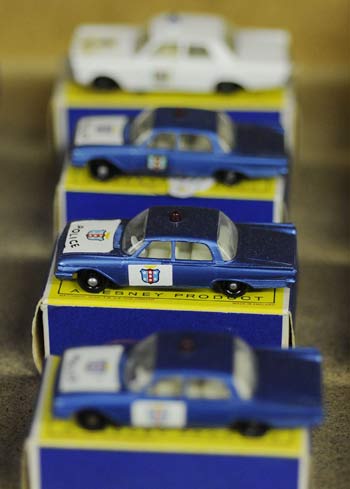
[145,206,221,241]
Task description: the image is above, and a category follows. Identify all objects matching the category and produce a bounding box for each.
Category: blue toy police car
[54,206,297,297]
[53,331,323,435]
[71,107,288,184]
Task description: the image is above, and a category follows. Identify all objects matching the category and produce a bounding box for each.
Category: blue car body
[53,331,323,431]
[54,206,297,295]
[71,108,288,180]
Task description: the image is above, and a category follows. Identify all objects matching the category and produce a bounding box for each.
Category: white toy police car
[69,12,291,93]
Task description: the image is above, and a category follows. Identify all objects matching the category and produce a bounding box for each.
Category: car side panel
[71,145,146,173]
[56,254,294,290]
[186,398,234,427]
[71,145,288,179]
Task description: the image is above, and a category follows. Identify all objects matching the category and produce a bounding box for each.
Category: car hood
[235,124,286,157]
[234,28,290,63]
[58,345,125,394]
[70,24,140,58]
[235,223,297,269]
[74,115,129,147]
[254,348,323,410]
[59,219,123,256]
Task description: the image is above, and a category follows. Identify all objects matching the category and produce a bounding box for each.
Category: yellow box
[32,264,294,371]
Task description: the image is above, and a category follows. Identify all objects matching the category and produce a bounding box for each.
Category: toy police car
[54,206,297,298]
[69,12,291,92]
[53,331,323,434]
[71,108,287,184]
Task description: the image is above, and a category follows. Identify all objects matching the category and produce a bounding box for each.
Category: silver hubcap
[228,282,239,291]
[87,276,99,288]
[87,414,98,425]
[97,165,109,178]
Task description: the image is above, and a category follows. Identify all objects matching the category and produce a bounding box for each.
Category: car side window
[148,133,176,150]
[175,242,213,261]
[178,134,212,152]
[148,377,183,397]
[188,45,210,58]
[139,241,172,259]
[153,44,178,57]
[185,378,231,400]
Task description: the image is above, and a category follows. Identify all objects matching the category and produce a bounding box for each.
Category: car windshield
[121,209,148,255]
[129,110,154,145]
[134,27,149,52]
[217,113,235,152]
[217,211,238,261]
[232,338,257,400]
[124,335,156,392]
[224,24,236,52]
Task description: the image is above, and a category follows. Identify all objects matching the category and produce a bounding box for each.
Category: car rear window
[217,212,238,261]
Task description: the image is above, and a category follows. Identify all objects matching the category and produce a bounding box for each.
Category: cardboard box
[54,163,287,233]
[24,356,310,489]
[51,78,296,153]
[32,265,294,371]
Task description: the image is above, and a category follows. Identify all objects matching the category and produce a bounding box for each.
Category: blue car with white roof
[53,331,323,435]
[54,205,297,297]
[71,107,288,184]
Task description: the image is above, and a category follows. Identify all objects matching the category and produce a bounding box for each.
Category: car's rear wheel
[77,410,108,430]
[214,280,248,298]
[77,270,108,293]
[89,159,118,181]
[92,76,120,90]
[232,421,269,437]
[214,170,242,186]
[216,82,243,94]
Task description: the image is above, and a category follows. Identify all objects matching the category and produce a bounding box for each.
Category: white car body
[69,13,292,92]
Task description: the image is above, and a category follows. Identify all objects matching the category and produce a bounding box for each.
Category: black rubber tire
[215,170,242,186]
[216,82,243,94]
[77,410,107,431]
[77,270,108,293]
[232,421,269,437]
[89,160,117,181]
[92,77,120,90]
[215,280,248,298]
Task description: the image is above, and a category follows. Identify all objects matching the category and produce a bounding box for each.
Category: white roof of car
[149,13,227,40]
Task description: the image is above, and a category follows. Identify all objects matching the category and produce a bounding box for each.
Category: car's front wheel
[214,170,242,186]
[77,410,108,430]
[232,421,270,437]
[216,82,244,94]
[89,160,118,181]
[214,281,249,298]
[77,270,108,293]
[92,77,120,90]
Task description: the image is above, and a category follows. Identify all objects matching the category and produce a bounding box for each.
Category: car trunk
[235,223,297,270]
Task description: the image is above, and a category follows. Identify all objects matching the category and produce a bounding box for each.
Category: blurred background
[0,2,349,488]
[0,0,349,157]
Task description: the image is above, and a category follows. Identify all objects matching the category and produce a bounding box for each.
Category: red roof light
[169,210,182,222]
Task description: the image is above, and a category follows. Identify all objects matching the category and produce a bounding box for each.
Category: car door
[173,132,215,177]
[184,376,234,427]
[174,43,217,92]
[138,41,181,91]
[172,241,217,288]
[126,240,174,287]
[144,131,177,175]
[130,376,188,428]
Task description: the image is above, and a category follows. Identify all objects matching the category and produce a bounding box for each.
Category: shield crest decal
[147,154,168,172]
[140,268,160,284]
[86,229,109,241]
